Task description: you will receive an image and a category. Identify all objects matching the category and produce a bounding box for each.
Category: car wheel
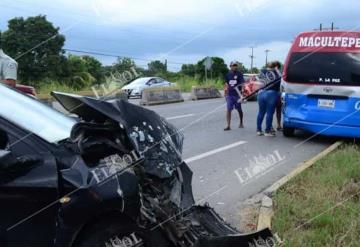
[74,217,145,247]
[283,127,295,137]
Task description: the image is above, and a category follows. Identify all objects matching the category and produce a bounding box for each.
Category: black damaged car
[0,84,274,247]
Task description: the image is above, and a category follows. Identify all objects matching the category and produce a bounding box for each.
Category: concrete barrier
[190,85,221,100]
[140,87,184,106]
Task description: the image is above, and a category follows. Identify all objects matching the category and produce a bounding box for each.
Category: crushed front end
[52,92,275,247]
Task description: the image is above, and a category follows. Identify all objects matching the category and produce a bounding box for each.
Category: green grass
[36,80,91,95]
[173,77,224,92]
[272,144,360,247]
[35,76,224,95]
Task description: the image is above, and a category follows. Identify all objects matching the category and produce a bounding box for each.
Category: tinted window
[155,78,165,83]
[286,52,360,85]
[148,79,156,84]
[130,78,151,85]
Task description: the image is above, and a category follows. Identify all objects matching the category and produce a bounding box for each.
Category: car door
[0,118,59,247]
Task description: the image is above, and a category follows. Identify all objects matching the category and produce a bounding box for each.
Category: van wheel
[74,218,145,247]
[283,127,295,137]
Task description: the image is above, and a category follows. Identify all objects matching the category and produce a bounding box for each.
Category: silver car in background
[122,77,174,98]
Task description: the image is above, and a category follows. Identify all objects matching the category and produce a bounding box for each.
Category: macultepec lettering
[299,36,360,48]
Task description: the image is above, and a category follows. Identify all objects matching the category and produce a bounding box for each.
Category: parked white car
[122,77,174,98]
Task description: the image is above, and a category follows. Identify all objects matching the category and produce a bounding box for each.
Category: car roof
[135,77,158,80]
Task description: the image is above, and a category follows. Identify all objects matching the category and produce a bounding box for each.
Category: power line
[63,48,186,65]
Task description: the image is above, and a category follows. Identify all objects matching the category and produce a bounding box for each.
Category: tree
[251,67,260,74]
[111,57,135,74]
[181,64,197,77]
[147,60,167,75]
[82,55,104,84]
[195,57,228,81]
[66,55,95,89]
[237,63,249,74]
[1,15,65,84]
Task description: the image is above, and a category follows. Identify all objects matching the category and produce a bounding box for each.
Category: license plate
[318,99,335,108]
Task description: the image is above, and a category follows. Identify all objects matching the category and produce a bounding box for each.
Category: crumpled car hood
[51,91,183,179]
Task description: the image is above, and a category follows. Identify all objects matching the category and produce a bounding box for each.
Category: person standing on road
[256,61,282,136]
[224,61,245,131]
[0,36,18,87]
[273,61,283,131]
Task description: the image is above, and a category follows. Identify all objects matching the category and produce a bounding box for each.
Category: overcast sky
[1,0,360,71]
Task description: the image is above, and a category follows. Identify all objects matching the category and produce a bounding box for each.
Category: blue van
[282,31,360,138]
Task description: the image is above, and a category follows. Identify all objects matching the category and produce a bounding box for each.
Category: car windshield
[286,52,360,85]
[0,84,76,143]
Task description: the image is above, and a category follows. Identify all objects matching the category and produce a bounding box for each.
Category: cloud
[89,0,230,27]
[2,0,360,71]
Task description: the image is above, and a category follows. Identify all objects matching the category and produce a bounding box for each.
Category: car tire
[283,127,295,137]
[74,216,145,247]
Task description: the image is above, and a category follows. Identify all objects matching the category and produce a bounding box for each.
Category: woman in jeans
[256,61,282,136]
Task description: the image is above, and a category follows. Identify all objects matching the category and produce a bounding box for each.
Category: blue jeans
[257,90,279,132]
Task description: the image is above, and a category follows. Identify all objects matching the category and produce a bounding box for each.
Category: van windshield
[286,52,360,86]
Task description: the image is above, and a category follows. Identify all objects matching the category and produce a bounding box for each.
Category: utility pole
[265,49,270,67]
[204,56,212,83]
[249,46,255,73]
[205,66,207,83]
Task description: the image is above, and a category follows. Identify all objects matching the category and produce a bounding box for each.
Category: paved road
[137,98,335,228]
[53,98,335,228]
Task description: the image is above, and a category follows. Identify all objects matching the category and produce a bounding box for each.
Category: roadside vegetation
[1,15,260,94]
[272,144,360,247]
